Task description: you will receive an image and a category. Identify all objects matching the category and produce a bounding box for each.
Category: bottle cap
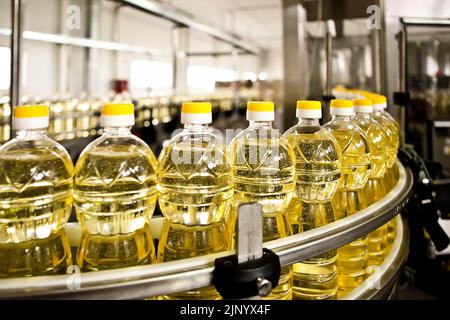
[101,103,135,127]
[296,100,322,119]
[181,102,212,124]
[247,101,274,121]
[330,99,354,116]
[13,105,49,129]
[353,99,373,113]
[371,95,387,111]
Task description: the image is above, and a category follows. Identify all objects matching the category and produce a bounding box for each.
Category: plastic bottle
[74,103,157,270]
[371,95,400,244]
[284,100,341,300]
[229,101,295,300]
[156,219,229,300]
[324,99,371,297]
[353,99,389,265]
[157,102,232,299]
[157,102,233,226]
[0,105,74,244]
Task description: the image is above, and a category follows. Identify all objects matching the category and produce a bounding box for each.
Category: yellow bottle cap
[14,105,49,118]
[371,95,387,104]
[181,102,212,124]
[247,101,274,112]
[102,103,134,116]
[101,103,135,127]
[296,100,321,110]
[181,102,212,114]
[296,101,322,118]
[247,101,275,121]
[13,105,49,130]
[353,99,373,106]
[330,99,353,108]
[353,99,373,113]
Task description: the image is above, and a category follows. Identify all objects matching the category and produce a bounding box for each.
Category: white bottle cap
[330,99,354,116]
[181,102,212,124]
[353,99,373,113]
[13,105,49,130]
[247,101,274,121]
[371,95,388,111]
[101,103,135,127]
[296,101,322,118]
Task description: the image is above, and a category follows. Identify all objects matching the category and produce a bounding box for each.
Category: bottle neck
[297,118,321,126]
[103,126,132,135]
[354,112,372,119]
[183,123,209,132]
[331,114,352,122]
[15,128,47,140]
[248,120,272,129]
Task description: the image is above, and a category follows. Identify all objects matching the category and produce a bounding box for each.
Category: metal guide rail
[0,161,413,299]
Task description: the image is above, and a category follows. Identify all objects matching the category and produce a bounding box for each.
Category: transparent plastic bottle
[77,224,155,272]
[156,219,230,300]
[0,105,74,244]
[74,103,157,270]
[372,95,400,244]
[0,228,72,278]
[229,101,295,300]
[284,100,341,300]
[353,99,389,266]
[157,102,232,299]
[157,102,233,226]
[324,100,371,297]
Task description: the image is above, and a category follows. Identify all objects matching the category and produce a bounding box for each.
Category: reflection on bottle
[156,219,230,300]
[364,178,388,266]
[0,229,72,278]
[77,224,155,272]
[291,200,338,300]
[333,190,369,298]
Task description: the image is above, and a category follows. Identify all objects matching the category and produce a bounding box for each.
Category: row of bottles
[0,90,258,144]
[0,91,399,300]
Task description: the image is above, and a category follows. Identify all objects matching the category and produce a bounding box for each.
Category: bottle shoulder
[76,133,157,172]
[0,136,74,169]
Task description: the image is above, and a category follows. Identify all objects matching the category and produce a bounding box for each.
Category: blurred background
[0,0,450,299]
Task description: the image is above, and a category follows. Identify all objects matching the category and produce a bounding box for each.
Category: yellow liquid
[290,200,338,300]
[77,225,155,272]
[74,143,158,235]
[373,111,398,169]
[284,122,341,300]
[364,178,388,265]
[323,118,371,191]
[0,229,72,278]
[157,127,233,225]
[324,117,371,297]
[157,220,230,300]
[230,126,295,300]
[353,114,388,179]
[333,190,369,298]
[0,140,74,243]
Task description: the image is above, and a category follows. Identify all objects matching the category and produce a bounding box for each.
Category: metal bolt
[256,277,272,297]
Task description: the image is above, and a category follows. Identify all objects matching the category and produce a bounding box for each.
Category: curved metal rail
[0,161,413,299]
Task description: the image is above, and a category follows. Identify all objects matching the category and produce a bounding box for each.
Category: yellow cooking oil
[324,99,371,297]
[157,102,233,226]
[74,103,158,272]
[74,104,158,235]
[229,101,295,300]
[0,229,72,278]
[371,94,400,245]
[283,100,341,300]
[156,219,230,300]
[353,99,389,266]
[0,105,74,244]
[77,224,155,271]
